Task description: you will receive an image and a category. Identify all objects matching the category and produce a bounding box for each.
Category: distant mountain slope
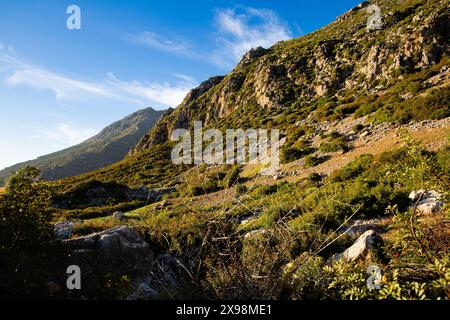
[0,107,164,184]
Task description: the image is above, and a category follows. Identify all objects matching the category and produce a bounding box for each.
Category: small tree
[0,167,65,298]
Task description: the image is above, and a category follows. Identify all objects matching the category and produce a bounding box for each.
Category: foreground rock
[338,230,384,262]
[409,190,444,214]
[62,226,190,299]
[63,226,154,295]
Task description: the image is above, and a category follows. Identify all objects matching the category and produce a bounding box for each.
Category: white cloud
[128,31,193,56]
[211,7,292,68]
[0,46,196,108]
[105,72,196,107]
[28,123,99,148]
[172,73,197,83]
[126,7,291,70]
[7,68,117,101]
[46,123,99,146]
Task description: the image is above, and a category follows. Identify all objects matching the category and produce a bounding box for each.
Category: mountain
[0,107,164,185]
[61,0,448,188]
[132,0,448,151]
[3,0,450,300]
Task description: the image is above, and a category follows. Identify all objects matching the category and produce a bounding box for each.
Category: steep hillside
[133,0,448,151]
[0,107,164,185]
[61,0,449,189]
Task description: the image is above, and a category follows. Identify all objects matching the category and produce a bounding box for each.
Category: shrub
[0,167,67,298]
[319,137,348,153]
[304,155,327,167]
[333,154,374,181]
[281,141,314,163]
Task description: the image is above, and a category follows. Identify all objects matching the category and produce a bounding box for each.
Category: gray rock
[244,229,267,239]
[63,226,154,294]
[150,254,186,295]
[239,211,261,224]
[359,131,369,138]
[113,211,125,220]
[54,221,74,240]
[343,219,386,237]
[409,190,444,214]
[239,46,268,67]
[126,283,157,300]
[340,230,383,262]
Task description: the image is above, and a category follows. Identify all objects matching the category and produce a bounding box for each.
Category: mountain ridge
[0,107,164,185]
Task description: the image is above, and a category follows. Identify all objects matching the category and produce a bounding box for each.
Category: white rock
[113,211,125,220]
[341,230,383,262]
[409,190,444,214]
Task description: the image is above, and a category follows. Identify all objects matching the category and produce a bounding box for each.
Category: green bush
[304,155,327,167]
[0,167,67,298]
[319,137,348,153]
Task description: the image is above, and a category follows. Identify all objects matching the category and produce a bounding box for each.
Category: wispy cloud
[0,44,196,108]
[105,72,196,107]
[127,31,194,56]
[28,123,99,148]
[127,7,292,70]
[211,7,292,68]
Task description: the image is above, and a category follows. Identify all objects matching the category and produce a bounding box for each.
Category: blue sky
[0,0,361,170]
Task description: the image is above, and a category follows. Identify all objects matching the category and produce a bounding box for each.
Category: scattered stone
[409,190,444,214]
[343,219,386,237]
[113,211,125,220]
[359,131,370,138]
[54,221,74,240]
[339,230,384,262]
[239,211,261,224]
[244,229,267,239]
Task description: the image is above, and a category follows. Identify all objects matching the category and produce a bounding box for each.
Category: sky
[0,0,362,170]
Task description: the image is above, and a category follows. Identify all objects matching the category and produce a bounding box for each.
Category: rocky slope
[132,0,449,153]
[0,107,164,184]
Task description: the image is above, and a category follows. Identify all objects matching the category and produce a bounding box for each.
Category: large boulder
[63,226,154,295]
[409,190,444,214]
[339,230,383,262]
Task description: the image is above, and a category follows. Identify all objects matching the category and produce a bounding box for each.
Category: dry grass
[251,119,449,186]
[0,187,5,195]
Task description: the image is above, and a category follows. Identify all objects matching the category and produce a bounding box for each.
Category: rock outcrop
[129,0,449,154]
[63,226,154,294]
[62,226,190,299]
